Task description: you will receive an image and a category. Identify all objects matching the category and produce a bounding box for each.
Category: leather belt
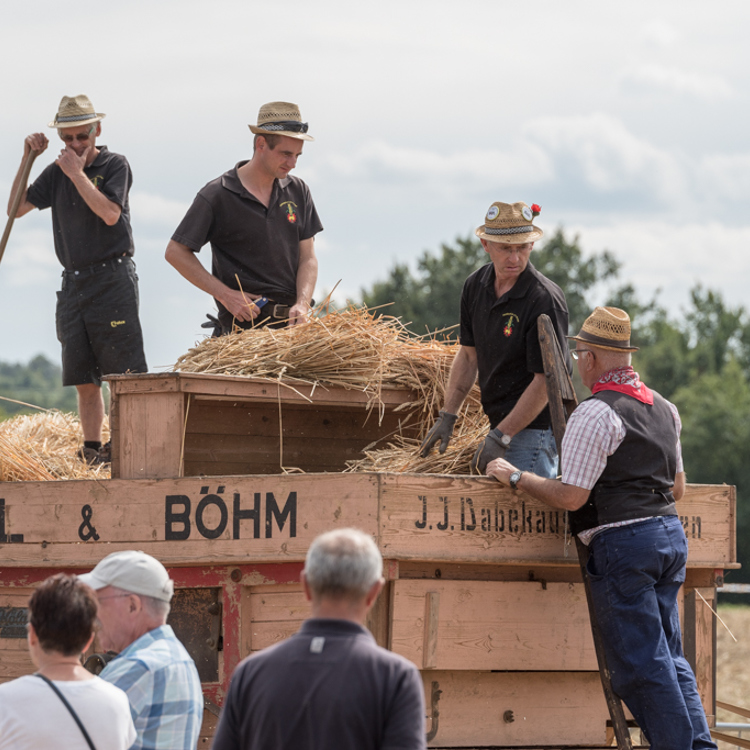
[266,302,290,319]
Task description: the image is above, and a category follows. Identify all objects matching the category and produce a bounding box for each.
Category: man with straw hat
[487,307,717,750]
[7,95,147,465]
[166,101,322,335]
[420,201,570,477]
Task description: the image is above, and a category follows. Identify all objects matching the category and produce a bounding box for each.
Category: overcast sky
[1,1,748,371]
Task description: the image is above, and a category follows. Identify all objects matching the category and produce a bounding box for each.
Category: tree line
[361,230,750,587]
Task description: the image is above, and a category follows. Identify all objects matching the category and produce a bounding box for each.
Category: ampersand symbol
[78,505,100,541]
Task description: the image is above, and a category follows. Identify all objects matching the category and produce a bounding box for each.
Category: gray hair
[304,528,382,600]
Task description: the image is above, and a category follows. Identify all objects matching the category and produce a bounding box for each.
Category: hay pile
[0,411,110,482]
[173,306,486,474]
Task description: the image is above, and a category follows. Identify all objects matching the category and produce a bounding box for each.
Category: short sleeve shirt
[26,146,134,270]
[171,163,323,306]
[460,262,570,429]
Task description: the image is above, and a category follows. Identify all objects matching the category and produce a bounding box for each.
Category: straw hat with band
[249,101,314,142]
[49,95,105,129]
[475,201,543,244]
[568,306,639,352]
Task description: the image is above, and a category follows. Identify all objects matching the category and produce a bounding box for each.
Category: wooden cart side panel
[380,475,736,567]
[0,587,34,684]
[391,580,598,671]
[113,391,186,479]
[421,671,611,747]
[0,475,380,566]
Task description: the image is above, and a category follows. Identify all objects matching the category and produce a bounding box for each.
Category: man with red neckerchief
[487,306,717,750]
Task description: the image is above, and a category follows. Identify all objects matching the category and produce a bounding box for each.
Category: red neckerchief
[592,365,654,405]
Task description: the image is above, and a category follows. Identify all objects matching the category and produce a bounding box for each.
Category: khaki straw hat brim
[249,125,314,142]
[567,333,639,352]
[475,224,544,244]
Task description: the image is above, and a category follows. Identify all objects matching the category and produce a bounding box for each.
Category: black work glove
[471,428,508,475]
[420,411,458,457]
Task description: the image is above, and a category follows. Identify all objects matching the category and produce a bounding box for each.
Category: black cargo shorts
[56,256,148,386]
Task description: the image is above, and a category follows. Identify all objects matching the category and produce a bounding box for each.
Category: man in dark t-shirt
[166,101,323,335]
[420,201,570,477]
[212,529,426,750]
[7,95,147,465]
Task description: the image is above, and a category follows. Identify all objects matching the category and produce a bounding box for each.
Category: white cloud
[524,113,688,205]
[622,64,734,100]
[129,191,192,227]
[323,140,554,192]
[638,20,680,48]
[571,219,750,313]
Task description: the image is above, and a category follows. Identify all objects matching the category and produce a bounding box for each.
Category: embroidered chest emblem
[90,174,105,190]
[502,312,519,337]
[280,200,298,224]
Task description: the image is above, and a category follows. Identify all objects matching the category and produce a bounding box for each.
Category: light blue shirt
[101,625,203,750]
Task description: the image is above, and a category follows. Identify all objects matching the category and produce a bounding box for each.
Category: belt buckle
[272,304,287,319]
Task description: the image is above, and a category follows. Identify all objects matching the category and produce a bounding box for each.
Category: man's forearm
[67,172,122,226]
[486,457,589,510]
[443,347,478,414]
[295,250,318,306]
[496,372,549,437]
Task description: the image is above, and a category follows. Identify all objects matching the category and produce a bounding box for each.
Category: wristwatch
[509,470,524,490]
[496,430,512,449]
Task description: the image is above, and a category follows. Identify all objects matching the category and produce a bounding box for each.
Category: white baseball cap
[78,550,174,602]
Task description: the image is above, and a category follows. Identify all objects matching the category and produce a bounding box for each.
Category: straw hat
[248,101,314,141]
[475,201,543,244]
[48,95,105,129]
[568,307,639,352]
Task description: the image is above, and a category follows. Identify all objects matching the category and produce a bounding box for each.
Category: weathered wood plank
[684,586,716,721]
[108,372,416,406]
[0,475,735,569]
[421,671,613,747]
[380,475,736,567]
[391,580,598,671]
[115,391,186,479]
[0,474,379,566]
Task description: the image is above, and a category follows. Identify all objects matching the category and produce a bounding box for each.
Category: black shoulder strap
[35,673,97,750]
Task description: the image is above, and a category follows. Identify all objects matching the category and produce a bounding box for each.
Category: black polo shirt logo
[503,312,519,337]
[90,174,105,190]
[280,200,298,224]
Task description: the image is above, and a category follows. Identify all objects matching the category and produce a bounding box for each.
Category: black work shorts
[56,257,148,387]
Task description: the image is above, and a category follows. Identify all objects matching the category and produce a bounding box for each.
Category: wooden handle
[0,149,39,266]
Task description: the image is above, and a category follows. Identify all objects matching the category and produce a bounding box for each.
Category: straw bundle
[173,306,488,474]
[0,411,110,482]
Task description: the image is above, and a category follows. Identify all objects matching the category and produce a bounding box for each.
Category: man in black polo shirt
[212,528,426,750]
[421,201,570,477]
[8,95,147,464]
[165,101,322,335]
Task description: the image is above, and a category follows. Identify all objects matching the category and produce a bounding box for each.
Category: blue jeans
[586,516,717,750]
[505,427,558,478]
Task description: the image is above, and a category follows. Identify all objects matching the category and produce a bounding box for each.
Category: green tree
[671,359,750,586]
[0,354,79,418]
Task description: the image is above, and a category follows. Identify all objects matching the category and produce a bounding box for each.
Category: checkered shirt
[561,396,683,544]
[100,625,203,750]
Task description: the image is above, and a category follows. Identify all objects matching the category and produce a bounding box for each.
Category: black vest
[569,389,678,535]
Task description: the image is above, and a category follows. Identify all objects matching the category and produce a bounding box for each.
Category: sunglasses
[59,126,97,144]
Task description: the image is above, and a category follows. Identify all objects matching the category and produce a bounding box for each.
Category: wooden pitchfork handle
[0,148,40,267]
